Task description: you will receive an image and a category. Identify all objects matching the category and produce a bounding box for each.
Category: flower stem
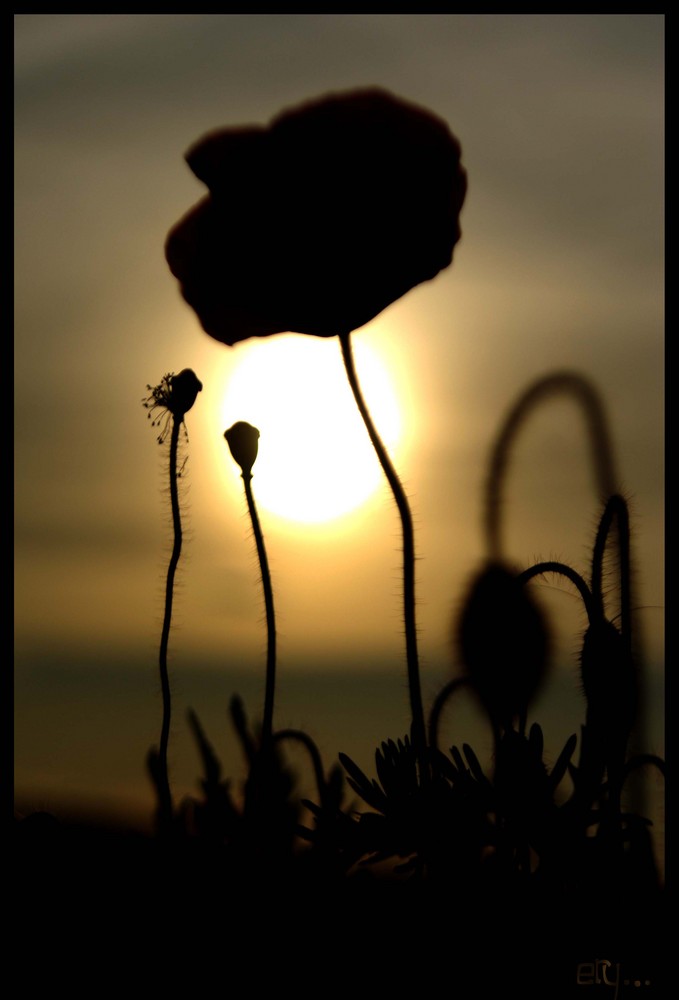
[242,473,276,748]
[517,560,595,623]
[156,413,182,826]
[339,332,427,781]
[485,372,617,560]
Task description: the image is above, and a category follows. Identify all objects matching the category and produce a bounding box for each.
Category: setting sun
[220,336,402,523]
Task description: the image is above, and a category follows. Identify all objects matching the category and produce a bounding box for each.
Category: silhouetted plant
[514,496,641,859]
[470,370,659,887]
[272,728,354,879]
[137,92,664,913]
[183,707,240,844]
[337,723,580,890]
[491,723,576,879]
[143,369,202,830]
[332,373,662,897]
[184,697,299,884]
[183,704,352,884]
[176,376,660,903]
[166,89,467,788]
[339,736,433,875]
[224,421,277,747]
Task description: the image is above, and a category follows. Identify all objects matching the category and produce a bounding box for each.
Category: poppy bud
[456,563,549,724]
[225,421,260,477]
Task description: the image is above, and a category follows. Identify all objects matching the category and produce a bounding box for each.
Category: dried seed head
[143,369,203,443]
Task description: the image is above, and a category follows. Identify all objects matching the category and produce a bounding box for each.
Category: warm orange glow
[219,335,403,523]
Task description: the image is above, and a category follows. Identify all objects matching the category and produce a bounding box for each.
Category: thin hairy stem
[157,413,182,825]
[517,560,596,623]
[243,473,276,747]
[339,332,427,782]
[486,372,617,560]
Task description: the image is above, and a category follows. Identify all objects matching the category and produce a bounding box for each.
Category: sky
[14,15,664,823]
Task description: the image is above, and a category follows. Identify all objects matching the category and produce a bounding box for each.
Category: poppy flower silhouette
[165,87,467,345]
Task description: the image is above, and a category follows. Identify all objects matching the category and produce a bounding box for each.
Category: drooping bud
[456,562,549,725]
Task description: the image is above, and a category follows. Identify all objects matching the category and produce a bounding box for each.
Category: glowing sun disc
[221,336,402,523]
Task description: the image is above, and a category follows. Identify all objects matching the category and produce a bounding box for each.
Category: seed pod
[225,421,260,478]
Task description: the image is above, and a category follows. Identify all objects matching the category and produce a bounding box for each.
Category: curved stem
[428,677,469,751]
[339,332,427,782]
[517,560,596,624]
[486,372,617,560]
[243,473,276,748]
[156,414,182,825]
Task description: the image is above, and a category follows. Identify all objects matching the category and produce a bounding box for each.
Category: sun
[221,335,403,523]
